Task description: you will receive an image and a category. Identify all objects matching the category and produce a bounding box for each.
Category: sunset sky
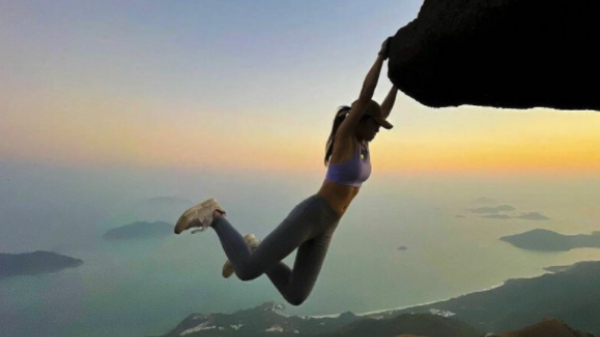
[2,0,599,178]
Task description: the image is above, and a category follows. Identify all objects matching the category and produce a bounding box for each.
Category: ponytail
[325,106,351,165]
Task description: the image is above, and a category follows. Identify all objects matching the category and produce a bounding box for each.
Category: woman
[174,37,398,306]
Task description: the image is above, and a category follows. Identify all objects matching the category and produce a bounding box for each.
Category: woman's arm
[358,53,386,103]
[380,85,398,119]
[336,38,391,137]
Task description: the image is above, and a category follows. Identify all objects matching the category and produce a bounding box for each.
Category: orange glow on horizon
[2,94,600,177]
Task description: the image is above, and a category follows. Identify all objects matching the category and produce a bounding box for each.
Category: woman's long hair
[324,106,351,165]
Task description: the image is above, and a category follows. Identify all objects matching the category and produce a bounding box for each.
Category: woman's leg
[211,214,314,282]
[210,195,340,305]
[210,196,320,281]
[265,231,334,305]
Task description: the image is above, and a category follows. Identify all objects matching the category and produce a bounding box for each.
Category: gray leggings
[211,194,341,306]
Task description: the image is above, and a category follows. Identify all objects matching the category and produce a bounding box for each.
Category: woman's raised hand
[378,37,392,59]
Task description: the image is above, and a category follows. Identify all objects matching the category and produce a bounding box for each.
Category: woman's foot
[222,234,260,278]
[174,198,226,234]
[189,209,226,234]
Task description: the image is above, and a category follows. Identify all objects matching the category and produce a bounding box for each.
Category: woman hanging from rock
[174,36,398,306]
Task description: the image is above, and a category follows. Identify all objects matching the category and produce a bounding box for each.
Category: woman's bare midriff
[317,179,360,217]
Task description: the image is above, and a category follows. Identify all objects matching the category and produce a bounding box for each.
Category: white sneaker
[174,198,226,234]
[222,234,260,279]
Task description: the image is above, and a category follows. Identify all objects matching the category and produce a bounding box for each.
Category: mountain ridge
[157,260,600,337]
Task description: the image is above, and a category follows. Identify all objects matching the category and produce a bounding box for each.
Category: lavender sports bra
[325,143,372,187]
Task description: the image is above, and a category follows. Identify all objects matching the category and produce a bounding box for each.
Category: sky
[2,0,599,180]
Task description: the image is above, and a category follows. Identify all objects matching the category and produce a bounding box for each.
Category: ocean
[2,163,600,337]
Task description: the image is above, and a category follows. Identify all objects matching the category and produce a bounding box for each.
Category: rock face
[388,0,600,110]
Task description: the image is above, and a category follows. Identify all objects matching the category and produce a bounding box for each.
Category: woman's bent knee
[284,294,307,306]
[236,268,263,281]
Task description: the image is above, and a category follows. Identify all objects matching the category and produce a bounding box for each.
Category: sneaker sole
[222,234,260,278]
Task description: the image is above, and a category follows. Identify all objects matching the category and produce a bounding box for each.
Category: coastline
[306,281,507,319]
